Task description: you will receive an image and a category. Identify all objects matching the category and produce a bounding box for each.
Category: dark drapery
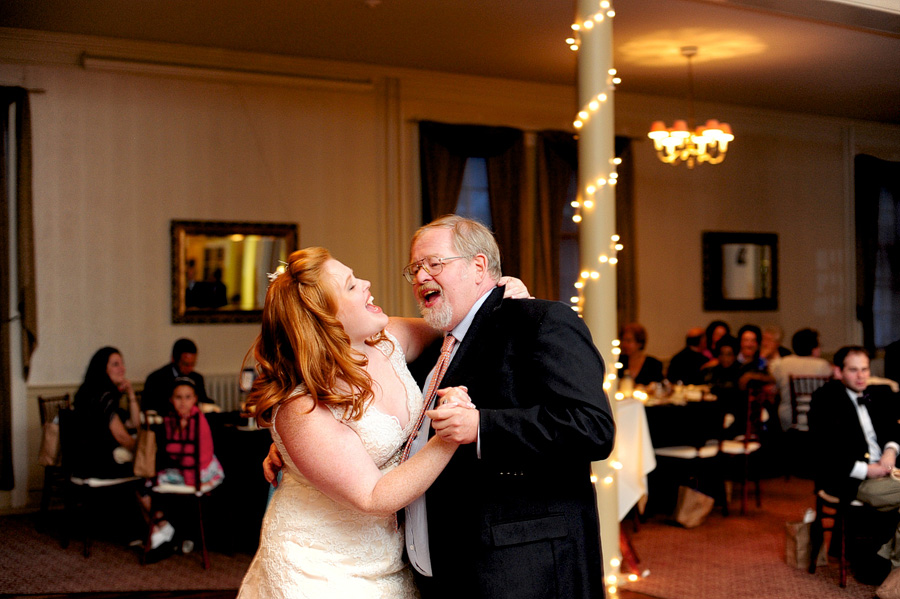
[615,137,636,328]
[534,131,576,300]
[418,121,524,278]
[855,154,900,352]
[1,87,37,490]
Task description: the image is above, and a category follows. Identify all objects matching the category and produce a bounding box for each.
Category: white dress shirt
[847,388,900,480]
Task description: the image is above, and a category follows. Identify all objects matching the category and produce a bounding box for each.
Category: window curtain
[534,131,576,300]
[1,87,37,490]
[855,154,900,352]
[614,137,636,328]
[418,121,525,278]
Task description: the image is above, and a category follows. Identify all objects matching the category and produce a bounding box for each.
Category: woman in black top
[72,346,141,479]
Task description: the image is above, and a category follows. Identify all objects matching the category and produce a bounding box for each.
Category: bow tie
[857,393,872,408]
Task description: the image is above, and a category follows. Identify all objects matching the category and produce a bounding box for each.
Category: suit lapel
[442,286,504,387]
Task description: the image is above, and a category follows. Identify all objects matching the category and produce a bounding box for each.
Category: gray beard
[419,298,453,331]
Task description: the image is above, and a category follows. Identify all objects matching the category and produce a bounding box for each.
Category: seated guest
[736,324,775,390]
[667,327,710,385]
[72,347,142,479]
[142,377,225,558]
[619,322,664,386]
[704,336,741,392]
[760,325,791,369]
[808,346,899,583]
[704,320,731,361]
[771,328,831,432]
[143,338,212,414]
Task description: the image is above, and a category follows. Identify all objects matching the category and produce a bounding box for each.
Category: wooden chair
[57,408,141,557]
[36,393,71,532]
[652,402,727,516]
[144,411,213,569]
[807,489,862,587]
[788,375,831,432]
[720,383,771,515]
[786,375,831,477]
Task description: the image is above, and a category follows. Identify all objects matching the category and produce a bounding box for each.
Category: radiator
[205,372,243,412]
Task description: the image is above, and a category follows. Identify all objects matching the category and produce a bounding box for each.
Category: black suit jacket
[808,380,900,500]
[411,287,615,599]
[142,364,211,414]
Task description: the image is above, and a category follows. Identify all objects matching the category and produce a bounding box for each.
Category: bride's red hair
[245,247,386,427]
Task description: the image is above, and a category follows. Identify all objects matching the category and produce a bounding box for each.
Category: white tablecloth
[613,398,656,522]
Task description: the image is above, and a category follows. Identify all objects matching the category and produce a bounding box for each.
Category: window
[454,157,492,228]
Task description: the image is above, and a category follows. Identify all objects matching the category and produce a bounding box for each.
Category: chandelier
[648,46,734,168]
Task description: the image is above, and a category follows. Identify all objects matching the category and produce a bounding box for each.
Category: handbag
[784,520,827,569]
[674,485,715,528]
[133,418,157,478]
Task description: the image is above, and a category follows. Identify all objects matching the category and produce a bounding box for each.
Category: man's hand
[867,462,891,479]
[263,443,284,486]
[880,447,898,472]
[428,387,479,444]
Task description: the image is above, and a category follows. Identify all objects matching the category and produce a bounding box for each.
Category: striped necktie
[401,334,456,462]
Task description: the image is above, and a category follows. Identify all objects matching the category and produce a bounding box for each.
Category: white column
[575,0,621,590]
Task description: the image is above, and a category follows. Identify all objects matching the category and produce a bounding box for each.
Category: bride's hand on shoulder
[498,276,533,299]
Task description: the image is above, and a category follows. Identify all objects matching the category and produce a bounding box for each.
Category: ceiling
[1,0,899,123]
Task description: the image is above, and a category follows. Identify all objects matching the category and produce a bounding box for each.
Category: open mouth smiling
[420,286,442,308]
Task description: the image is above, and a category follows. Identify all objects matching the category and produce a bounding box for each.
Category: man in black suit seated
[403,215,615,599]
[667,327,710,385]
[142,338,212,414]
[808,346,900,583]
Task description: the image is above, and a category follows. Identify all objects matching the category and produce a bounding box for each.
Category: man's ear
[472,254,488,283]
[832,365,842,380]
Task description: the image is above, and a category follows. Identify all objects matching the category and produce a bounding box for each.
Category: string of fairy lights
[567,2,646,594]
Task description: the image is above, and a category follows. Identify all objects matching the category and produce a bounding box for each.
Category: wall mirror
[702,231,778,311]
[172,220,298,323]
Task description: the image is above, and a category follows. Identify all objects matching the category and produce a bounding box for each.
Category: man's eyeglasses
[402,255,470,284]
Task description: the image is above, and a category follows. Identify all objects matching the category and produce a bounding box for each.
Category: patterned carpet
[0,511,253,594]
[0,477,885,598]
[620,476,882,599]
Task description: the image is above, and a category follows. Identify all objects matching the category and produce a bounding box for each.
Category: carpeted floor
[0,477,886,598]
[0,511,253,595]
[619,476,882,599]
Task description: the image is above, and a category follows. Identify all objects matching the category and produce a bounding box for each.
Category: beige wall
[2,29,899,510]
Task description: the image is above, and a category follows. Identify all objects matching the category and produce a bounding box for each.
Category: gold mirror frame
[171,220,298,324]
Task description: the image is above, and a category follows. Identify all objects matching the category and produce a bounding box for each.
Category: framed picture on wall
[702,231,778,311]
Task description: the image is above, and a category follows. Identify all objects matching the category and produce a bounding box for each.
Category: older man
[403,215,614,599]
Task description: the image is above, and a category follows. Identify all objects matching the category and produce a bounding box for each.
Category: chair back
[56,407,83,477]
[159,410,204,493]
[744,382,774,445]
[38,394,71,426]
[788,375,831,431]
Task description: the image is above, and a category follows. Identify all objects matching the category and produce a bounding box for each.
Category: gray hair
[411,215,502,280]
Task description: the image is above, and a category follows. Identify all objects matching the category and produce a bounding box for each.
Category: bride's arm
[275,389,470,517]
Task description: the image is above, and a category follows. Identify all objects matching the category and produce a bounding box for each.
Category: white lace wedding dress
[238,333,423,599]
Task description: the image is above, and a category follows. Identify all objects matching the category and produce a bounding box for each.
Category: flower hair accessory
[267,261,289,284]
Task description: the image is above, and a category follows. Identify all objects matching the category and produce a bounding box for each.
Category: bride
[237,247,527,599]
